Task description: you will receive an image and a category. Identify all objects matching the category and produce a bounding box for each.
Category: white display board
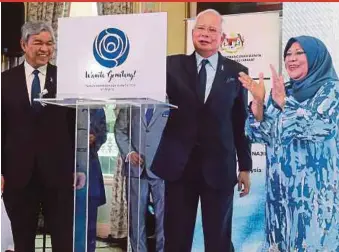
[57,12,167,102]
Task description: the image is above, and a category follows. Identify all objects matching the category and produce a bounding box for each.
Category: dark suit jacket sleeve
[166,56,177,99]
[91,109,107,153]
[67,108,76,152]
[1,72,7,176]
[233,65,252,171]
[114,108,135,161]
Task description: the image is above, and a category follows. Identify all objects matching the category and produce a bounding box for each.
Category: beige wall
[134,2,189,55]
[160,2,188,55]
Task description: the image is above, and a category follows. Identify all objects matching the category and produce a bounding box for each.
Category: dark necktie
[198,59,209,102]
[145,108,154,126]
[31,69,41,112]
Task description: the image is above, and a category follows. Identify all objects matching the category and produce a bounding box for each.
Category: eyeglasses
[285,50,306,58]
[194,25,221,35]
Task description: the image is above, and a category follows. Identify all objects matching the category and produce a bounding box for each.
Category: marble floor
[35,235,127,252]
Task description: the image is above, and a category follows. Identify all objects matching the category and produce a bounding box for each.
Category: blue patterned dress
[246,81,339,251]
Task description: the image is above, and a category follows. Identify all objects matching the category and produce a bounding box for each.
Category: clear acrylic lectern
[36,97,177,252]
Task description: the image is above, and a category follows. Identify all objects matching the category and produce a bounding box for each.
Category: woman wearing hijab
[238,36,339,251]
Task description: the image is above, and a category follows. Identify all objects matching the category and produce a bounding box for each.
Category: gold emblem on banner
[221,33,244,54]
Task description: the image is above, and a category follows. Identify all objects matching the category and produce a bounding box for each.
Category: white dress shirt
[24,61,47,104]
[195,52,219,103]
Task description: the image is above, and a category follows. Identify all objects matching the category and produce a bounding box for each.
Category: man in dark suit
[1,21,75,252]
[151,9,252,252]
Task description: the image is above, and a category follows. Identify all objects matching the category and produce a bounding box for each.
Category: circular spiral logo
[93,28,130,68]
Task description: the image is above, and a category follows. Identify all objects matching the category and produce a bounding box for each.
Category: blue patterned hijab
[283,36,338,102]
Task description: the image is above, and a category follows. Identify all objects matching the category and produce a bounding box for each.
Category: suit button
[146,144,150,147]
[146,130,150,133]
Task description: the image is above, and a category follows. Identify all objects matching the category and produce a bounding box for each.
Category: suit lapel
[143,108,148,128]
[132,106,148,128]
[44,63,57,99]
[205,53,232,105]
[15,64,32,109]
[14,63,57,115]
[184,53,199,96]
[147,108,162,128]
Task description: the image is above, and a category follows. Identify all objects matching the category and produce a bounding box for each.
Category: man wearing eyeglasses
[151,9,252,252]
